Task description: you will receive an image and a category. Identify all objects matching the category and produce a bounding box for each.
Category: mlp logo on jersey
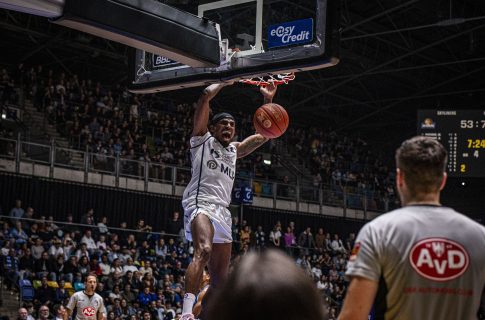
[207,160,218,170]
[409,238,469,281]
[82,306,96,317]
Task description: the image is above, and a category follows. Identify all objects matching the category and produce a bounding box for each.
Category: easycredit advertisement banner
[268,18,314,49]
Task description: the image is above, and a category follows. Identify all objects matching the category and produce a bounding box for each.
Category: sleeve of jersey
[345,223,382,282]
[99,296,107,316]
[66,293,77,311]
[190,131,211,148]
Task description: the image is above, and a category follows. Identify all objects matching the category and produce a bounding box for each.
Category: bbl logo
[207,160,218,170]
[409,238,469,281]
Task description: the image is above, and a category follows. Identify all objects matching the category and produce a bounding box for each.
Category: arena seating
[1,64,397,209]
[0,64,398,319]
[0,204,351,319]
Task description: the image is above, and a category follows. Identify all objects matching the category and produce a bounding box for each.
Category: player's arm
[192,83,230,137]
[97,310,106,320]
[260,82,277,104]
[98,299,107,320]
[233,83,278,158]
[65,293,77,320]
[234,134,269,159]
[338,275,378,320]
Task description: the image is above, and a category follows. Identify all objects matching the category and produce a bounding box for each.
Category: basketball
[253,103,289,138]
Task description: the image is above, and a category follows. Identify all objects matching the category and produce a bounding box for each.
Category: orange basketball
[253,103,289,138]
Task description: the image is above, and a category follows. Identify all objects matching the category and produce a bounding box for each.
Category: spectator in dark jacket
[54,279,70,304]
[298,227,315,256]
[34,277,55,308]
[34,251,56,281]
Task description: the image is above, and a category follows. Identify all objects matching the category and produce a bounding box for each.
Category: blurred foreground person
[206,250,327,320]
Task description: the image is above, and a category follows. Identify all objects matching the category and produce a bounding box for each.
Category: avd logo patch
[82,306,96,317]
[409,238,469,281]
[268,18,313,49]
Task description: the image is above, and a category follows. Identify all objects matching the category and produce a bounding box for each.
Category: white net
[239,73,295,86]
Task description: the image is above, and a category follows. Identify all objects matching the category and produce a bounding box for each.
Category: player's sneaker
[180,313,196,320]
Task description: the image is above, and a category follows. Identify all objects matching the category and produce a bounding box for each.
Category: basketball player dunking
[181,82,277,320]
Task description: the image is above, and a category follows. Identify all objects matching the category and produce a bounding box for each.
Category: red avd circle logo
[82,307,96,317]
[409,238,469,282]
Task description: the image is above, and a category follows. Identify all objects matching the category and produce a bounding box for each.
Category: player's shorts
[183,201,232,243]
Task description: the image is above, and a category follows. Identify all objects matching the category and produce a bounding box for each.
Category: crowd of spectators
[2,64,395,196]
[1,67,21,149]
[1,199,355,319]
[1,68,20,107]
[22,65,189,175]
[2,64,274,184]
[285,126,398,210]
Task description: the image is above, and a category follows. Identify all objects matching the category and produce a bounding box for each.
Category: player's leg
[182,214,214,318]
[207,243,231,288]
[199,242,232,320]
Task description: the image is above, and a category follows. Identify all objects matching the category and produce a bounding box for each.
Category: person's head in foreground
[206,250,328,320]
[395,135,447,205]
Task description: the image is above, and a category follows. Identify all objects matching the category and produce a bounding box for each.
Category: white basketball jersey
[66,291,106,320]
[182,131,237,208]
[346,205,485,320]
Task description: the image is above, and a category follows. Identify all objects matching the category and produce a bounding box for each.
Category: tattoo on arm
[237,134,269,158]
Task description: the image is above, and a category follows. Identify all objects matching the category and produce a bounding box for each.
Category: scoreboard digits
[417,110,485,178]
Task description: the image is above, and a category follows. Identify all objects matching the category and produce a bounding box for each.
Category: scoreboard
[417,110,485,178]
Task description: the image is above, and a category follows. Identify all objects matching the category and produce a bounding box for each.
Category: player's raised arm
[260,82,277,104]
[235,134,269,159]
[234,83,277,158]
[192,83,230,137]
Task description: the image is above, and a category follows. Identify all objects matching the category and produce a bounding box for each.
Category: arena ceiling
[1,0,485,150]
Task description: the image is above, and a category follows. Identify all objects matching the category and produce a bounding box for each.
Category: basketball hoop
[239,73,295,87]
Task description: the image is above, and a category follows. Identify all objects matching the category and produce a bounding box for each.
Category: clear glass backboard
[130,0,339,93]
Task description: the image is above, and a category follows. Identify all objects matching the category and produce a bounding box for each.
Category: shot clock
[418,110,485,177]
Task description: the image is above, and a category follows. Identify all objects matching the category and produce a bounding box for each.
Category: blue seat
[19,279,34,302]
[73,282,85,292]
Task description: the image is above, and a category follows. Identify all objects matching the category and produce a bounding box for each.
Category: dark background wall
[0,173,482,236]
[0,173,182,232]
[0,173,366,236]
[441,177,485,224]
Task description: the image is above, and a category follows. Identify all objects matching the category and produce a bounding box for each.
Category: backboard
[130,0,339,93]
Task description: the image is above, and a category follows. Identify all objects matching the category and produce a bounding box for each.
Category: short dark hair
[396,136,447,196]
[85,274,97,283]
[206,250,327,320]
[53,304,63,314]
